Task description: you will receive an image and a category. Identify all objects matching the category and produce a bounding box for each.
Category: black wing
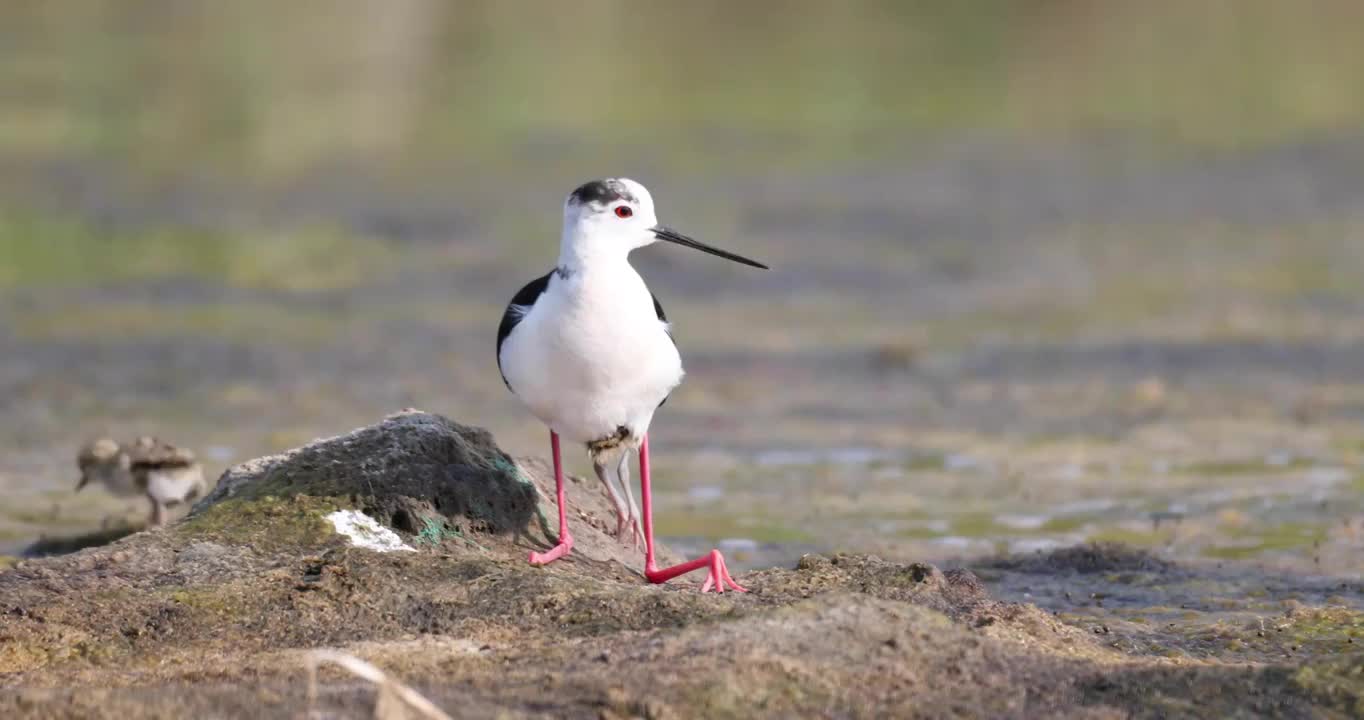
[497,271,554,389]
[652,291,673,407]
[651,292,673,344]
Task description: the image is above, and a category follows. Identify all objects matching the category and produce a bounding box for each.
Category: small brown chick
[76,436,207,527]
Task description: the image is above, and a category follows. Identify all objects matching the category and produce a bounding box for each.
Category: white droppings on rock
[325,510,416,553]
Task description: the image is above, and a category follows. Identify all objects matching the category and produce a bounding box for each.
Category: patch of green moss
[1179,607,1364,666]
[949,512,1009,537]
[0,215,394,292]
[1,636,124,673]
[13,301,351,347]
[1280,608,1364,649]
[1292,653,1364,717]
[415,517,487,551]
[903,454,947,472]
[895,523,947,540]
[2,507,107,529]
[1181,458,1309,476]
[946,511,1093,538]
[1040,516,1089,533]
[1202,522,1327,560]
[1229,251,1364,300]
[0,526,30,542]
[163,586,255,621]
[0,639,52,673]
[1199,544,1267,560]
[178,495,345,550]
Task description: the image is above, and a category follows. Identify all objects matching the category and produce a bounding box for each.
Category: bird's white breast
[144,466,206,505]
[500,262,683,444]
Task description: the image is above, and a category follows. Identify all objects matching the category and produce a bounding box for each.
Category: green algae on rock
[178,495,346,552]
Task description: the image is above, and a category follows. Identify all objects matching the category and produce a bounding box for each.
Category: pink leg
[640,434,746,593]
[529,431,574,565]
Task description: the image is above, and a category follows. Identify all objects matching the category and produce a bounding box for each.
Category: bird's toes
[699,551,748,594]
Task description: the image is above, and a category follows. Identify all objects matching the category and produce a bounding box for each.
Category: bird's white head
[75,437,126,491]
[558,178,768,272]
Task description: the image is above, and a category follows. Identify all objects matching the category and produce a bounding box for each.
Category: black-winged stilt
[497,178,767,592]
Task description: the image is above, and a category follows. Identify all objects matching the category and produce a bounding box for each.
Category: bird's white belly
[501,283,682,444]
[145,466,205,505]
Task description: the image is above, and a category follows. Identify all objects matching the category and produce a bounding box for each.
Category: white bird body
[143,465,207,506]
[496,177,764,590]
[498,257,682,448]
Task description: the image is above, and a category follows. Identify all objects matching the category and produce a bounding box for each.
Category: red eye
[614,205,633,219]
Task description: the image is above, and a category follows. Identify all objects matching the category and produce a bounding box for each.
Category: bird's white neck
[557,227,635,276]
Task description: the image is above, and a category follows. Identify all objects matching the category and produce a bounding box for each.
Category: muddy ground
[1,412,1360,719]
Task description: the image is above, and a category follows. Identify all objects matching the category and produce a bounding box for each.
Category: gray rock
[195,409,542,538]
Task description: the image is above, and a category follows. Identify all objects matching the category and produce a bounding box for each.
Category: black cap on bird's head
[568,179,638,207]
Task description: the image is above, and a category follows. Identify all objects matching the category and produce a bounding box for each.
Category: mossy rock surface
[194,409,538,539]
[174,409,665,570]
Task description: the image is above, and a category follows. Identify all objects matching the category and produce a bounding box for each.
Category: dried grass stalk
[305,650,453,720]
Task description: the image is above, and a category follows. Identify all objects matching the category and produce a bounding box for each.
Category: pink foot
[699,550,747,593]
[528,531,574,566]
[646,550,747,593]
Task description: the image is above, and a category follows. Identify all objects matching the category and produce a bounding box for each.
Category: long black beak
[652,226,768,269]
[75,475,88,492]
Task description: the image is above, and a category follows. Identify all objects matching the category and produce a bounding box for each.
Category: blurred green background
[2,1,1363,570]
